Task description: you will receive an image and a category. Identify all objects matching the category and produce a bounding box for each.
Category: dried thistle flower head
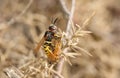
[60,22,92,65]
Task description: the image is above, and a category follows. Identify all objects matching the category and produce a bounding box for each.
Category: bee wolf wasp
[34,18,62,62]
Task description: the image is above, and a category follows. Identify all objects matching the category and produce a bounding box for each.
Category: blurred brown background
[0,0,120,78]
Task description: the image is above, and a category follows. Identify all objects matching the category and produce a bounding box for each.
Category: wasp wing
[48,37,62,62]
[34,37,45,57]
[53,38,61,55]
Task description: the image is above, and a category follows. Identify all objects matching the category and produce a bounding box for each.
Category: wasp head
[49,17,58,32]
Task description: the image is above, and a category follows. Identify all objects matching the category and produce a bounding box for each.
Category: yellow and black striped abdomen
[43,41,54,55]
[43,41,60,62]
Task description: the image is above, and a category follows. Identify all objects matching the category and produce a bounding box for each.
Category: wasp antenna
[53,17,59,24]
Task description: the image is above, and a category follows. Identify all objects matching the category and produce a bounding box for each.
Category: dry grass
[0,0,120,78]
